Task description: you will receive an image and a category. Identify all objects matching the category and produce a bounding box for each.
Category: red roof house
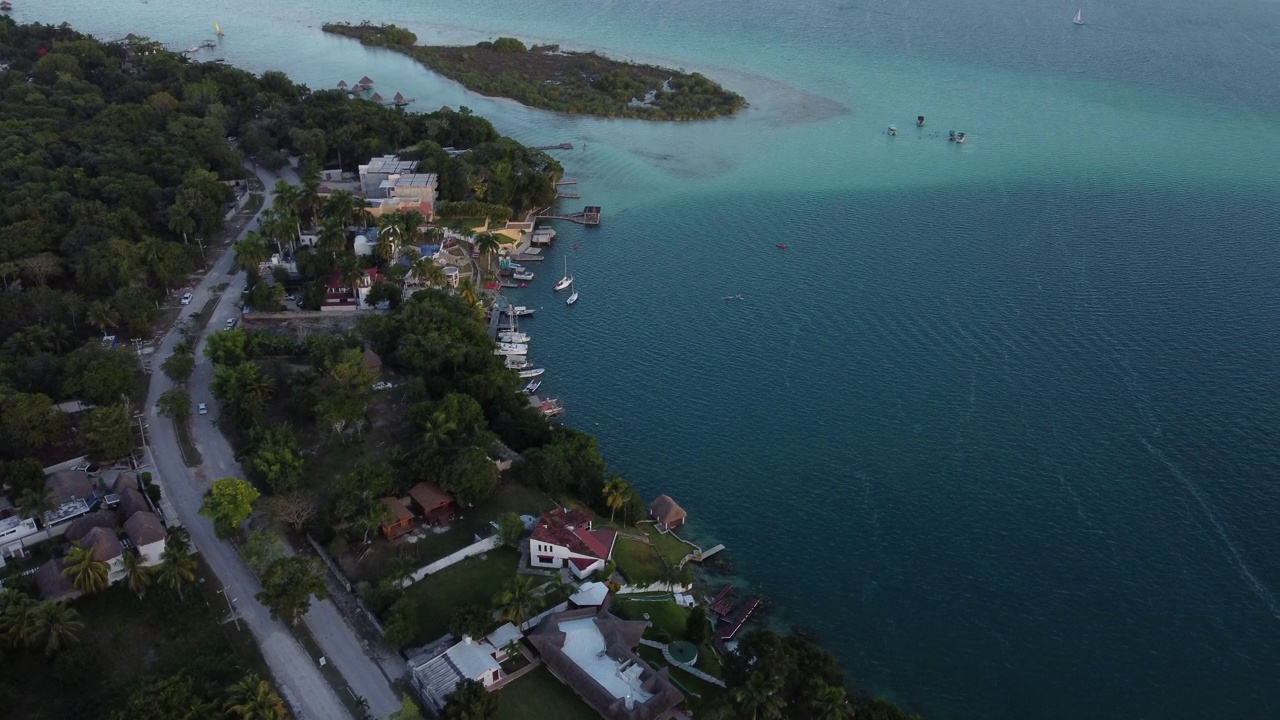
[528,508,617,579]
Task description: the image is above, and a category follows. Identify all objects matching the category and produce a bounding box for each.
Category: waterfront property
[647,495,686,532]
[529,508,617,579]
[526,606,684,720]
[358,154,419,197]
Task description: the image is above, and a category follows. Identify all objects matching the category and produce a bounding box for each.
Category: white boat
[566,280,578,306]
[554,256,573,291]
[513,270,534,281]
[522,379,542,394]
[1073,9,1084,25]
[494,342,529,355]
[499,331,530,343]
[186,45,200,53]
[504,355,530,370]
[501,305,534,317]
[517,368,545,378]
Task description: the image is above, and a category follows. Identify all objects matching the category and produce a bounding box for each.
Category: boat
[186,45,200,53]
[0,2,13,12]
[499,331,530,343]
[566,280,578,306]
[501,305,534,317]
[494,342,529,356]
[917,115,925,127]
[888,125,897,136]
[517,368,546,379]
[948,130,956,142]
[955,132,967,144]
[554,256,573,291]
[1073,9,1084,25]
[522,379,542,394]
[537,397,566,417]
[215,22,224,36]
[200,39,216,49]
[513,270,534,281]
[504,355,530,370]
[776,243,789,249]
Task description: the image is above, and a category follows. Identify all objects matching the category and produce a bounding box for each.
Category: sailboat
[554,256,573,291]
[566,280,579,306]
[1072,9,1084,25]
[215,22,224,36]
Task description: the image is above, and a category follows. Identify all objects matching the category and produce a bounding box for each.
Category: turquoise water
[21,1,1280,717]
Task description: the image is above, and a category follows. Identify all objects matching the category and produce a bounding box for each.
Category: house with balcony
[529,508,618,579]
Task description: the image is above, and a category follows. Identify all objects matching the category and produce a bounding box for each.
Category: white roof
[569,581,609,607]
[559,618,653,703]
[446,638,501,680]
[485,622,524,650]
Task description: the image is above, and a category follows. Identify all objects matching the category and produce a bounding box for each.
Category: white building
[124,511,167,566]
[528,508,618,580]
[0,516,41,568]
[359,155,419,198]
[408,623,525,711]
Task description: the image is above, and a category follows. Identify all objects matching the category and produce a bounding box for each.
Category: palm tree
[234,232,272,270]
[317,217,347,257]
[810,680,856,720]
[474,232,502,272]
[374,231,399,265]
[0,590,37,649]
[603,476,630,523]
[225,673,288,720]
[457,277,478,307]
[29,602,85,657]
[422,409,458,450]
[735,671,787,720]
[167,526,191,555]
[122,550,152,599]
[157,545,197,599]
[494,576,538,628]
[85,300,119,336]
[411,256,445,288]
[63,543,111,595]
[336,253,363,294]
[168,206,197,245]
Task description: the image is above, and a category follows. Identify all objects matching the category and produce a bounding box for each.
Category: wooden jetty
[708,584,735,618]
[716,597,762,642]
[533,143,575,151]
[498,280,519,289]
[539,205,601,226]
[514,253,545,262]
[556,192,581,199]
[555,180,577,186]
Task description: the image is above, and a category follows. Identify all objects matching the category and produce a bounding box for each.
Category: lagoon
[17,0,1280,717]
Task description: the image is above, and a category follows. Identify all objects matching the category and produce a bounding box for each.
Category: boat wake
[1140,438,1280,620]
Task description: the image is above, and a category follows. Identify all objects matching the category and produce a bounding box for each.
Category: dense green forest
[322,22,746,120]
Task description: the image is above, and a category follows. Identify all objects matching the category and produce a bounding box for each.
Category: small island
[322,22,746,121]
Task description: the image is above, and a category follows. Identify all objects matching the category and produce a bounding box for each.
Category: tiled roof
[530,508,613,560]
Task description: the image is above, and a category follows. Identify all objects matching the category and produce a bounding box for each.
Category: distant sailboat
[215,22,224,36]
[566,280,578,306]
[1073,9,1084,25]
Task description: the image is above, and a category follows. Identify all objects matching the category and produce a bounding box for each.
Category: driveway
[145,163,401,719]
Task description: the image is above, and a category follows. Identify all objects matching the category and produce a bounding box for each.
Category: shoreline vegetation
[0,16,917,720]
[321,22,746,120]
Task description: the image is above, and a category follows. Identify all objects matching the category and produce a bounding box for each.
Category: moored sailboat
[554,256,573,291]
[566,280,578,305]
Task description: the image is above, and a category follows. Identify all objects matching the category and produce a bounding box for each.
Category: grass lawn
[613,597,691,642]
[495,666,599,720]
[0,559,269,720]
[612,537,667,585]
[638,523,697,567]
[637,645,726,712]
[398,547,520,645]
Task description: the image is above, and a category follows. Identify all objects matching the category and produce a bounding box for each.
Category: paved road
[145,163,401,719]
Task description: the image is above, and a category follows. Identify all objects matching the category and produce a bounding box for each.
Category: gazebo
[648,495,687,532]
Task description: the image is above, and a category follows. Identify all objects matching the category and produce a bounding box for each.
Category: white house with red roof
[529,508,617,579]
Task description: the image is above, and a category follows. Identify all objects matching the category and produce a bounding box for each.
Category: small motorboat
[513,270,534,281]
[186,45,200,53]
[517,368,546,379]
[888,125,897,136]
[917,115,925,127]
[948,130,956,142]
[776,243,789,249]
[1,2,14,12]
[955,132,967,144]
[504,355,530,370]
[522,379,542,394]
[519,283,529,288]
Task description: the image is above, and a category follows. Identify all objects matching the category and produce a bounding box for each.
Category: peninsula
[322,22,746,120]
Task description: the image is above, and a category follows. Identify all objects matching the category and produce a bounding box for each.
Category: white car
[372,381,394,390]
[197,403,208,415]
[180,292,194,305]
[225,318,238,328]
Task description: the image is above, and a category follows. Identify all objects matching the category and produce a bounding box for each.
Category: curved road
[144,164,401,720]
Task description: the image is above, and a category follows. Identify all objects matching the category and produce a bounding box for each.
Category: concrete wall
[402,535,502,587]
[617,582,693,595]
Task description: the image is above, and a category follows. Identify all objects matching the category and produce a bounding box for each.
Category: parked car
[285,294,296,302]
[197,403,208,415]
[180,292,194,305]
[225,318,238,328]
[70,463,100,474]
[372,381,395,390]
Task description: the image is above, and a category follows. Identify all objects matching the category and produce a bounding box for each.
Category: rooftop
[383,173,439,188]
[361,155,418,176]
[408,481,453,513]
[531,508,616,560]
[81,526,123,562]
[124,511,166,546]
[648,495,686,526]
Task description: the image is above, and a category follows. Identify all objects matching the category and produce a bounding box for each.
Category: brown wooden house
[380,497,415,540]
[408,482,455,525]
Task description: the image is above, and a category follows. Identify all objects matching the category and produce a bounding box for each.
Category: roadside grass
[292,622,370,719]
[397,547,520,645]
[240,192,264,216]
[494,666,599,720]
[0,559,270,720]
[612,537,666,585]
[638,523,697,566]
[174,414,203,467]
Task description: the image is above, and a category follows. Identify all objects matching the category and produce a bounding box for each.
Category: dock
[715,597,762,643]
[533,143,575,151]
[708,584,735,618]
[539,205,601,226]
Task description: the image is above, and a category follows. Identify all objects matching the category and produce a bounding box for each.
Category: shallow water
[20,0,1280,717]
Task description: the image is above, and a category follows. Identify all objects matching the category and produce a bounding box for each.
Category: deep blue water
[20,0,1280,717]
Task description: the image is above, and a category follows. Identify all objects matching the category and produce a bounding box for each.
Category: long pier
[538,205,601,226]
